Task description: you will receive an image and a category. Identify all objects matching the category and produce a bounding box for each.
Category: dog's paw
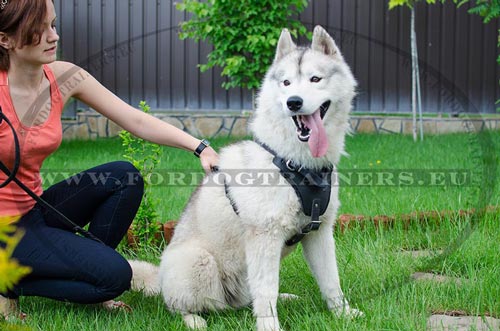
[256,316,284,331]
[182,313,207,329]
[278,293,300,301]
[331,306,364,319]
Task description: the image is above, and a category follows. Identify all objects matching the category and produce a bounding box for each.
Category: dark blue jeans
[4,161,143,304]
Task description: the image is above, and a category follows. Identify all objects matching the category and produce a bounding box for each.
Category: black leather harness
[224,141,333,246]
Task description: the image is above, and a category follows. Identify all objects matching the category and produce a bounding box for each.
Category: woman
[0,0,218,319]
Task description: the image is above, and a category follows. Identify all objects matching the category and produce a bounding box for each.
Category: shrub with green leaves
[119,101,162,246]
[0,217,31,293]
[176,0,309,90]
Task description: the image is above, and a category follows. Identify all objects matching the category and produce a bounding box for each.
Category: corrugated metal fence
[55,0,500,115]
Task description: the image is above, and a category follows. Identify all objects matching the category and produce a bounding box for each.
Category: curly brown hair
[0,0,52,71]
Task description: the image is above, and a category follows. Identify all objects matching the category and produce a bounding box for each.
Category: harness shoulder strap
[224,180,240,215]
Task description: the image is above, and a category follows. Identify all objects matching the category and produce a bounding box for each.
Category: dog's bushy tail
[128,260,160,296]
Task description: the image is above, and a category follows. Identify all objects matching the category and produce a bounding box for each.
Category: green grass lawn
[5,131,500,331]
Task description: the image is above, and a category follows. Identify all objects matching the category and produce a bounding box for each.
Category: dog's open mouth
[291,100,331,158]
[292,101,331,141]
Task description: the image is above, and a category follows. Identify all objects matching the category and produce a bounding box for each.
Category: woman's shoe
[101,300,132,312]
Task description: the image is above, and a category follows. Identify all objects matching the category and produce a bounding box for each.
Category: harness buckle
[301,220,322,234]
[286,159,302,172]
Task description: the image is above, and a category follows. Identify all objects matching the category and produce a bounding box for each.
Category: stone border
[62,111,500,140]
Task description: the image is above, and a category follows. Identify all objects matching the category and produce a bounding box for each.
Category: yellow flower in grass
[0,216,31,293]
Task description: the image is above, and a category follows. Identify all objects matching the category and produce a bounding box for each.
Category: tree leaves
[119,102,162,247]
[0,216,31,293]
[176,0,309,90]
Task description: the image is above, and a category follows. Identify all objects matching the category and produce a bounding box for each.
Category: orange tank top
[0,65,64,217]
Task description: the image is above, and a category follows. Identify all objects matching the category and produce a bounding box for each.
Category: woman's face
[9,0,59,68]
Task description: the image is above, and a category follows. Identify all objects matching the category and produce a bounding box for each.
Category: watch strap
[194,139,210,157]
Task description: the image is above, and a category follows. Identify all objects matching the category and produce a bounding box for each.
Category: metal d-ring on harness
[224,140,334,246]
[0,106,104,244]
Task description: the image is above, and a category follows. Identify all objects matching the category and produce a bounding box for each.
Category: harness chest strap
[224,142,333,246]
[284,197,323,246]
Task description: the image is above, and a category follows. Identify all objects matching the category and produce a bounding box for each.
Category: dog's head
[257,26,356,159]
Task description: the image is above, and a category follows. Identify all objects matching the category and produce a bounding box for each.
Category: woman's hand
[199,146,219,174]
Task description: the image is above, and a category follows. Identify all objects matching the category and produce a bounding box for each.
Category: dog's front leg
[245,231,283,331]
[301,224,362,318]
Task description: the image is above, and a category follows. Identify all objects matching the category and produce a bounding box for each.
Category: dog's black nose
[287,96,303,112]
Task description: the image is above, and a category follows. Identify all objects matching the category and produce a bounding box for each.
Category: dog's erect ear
[275,28,296,62]
[311,26,342,59]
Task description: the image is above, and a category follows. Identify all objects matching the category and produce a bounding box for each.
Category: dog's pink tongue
[302,110,328,158]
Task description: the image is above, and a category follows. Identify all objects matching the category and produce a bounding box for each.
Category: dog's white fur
[130,26,360,331]
[128,260,160,296]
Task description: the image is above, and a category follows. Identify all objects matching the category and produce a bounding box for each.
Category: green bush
[176,0,310,90]
[119,101,162,247]
[0,217,31,293]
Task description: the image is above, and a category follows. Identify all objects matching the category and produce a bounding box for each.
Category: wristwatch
[194,139,210,158]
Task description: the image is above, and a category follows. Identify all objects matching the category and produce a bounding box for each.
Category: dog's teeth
[291,111,312,142]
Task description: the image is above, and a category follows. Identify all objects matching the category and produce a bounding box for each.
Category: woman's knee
[99,255,133,299]
[99,161,144,199]
[108,161,143,188]
[117,161,144,205]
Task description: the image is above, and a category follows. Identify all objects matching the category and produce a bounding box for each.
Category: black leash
[0,107,20,188]
[0,107,104,244]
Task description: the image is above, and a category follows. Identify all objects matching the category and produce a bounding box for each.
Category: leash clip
[286,159,302,172]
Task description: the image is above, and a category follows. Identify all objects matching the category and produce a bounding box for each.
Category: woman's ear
[0,32,13,50]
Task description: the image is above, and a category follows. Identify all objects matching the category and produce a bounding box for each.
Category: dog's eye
[310,76,322,83]
[283,80,291,86]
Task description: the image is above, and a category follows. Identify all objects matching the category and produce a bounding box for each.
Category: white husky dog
[129,25,361,331]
